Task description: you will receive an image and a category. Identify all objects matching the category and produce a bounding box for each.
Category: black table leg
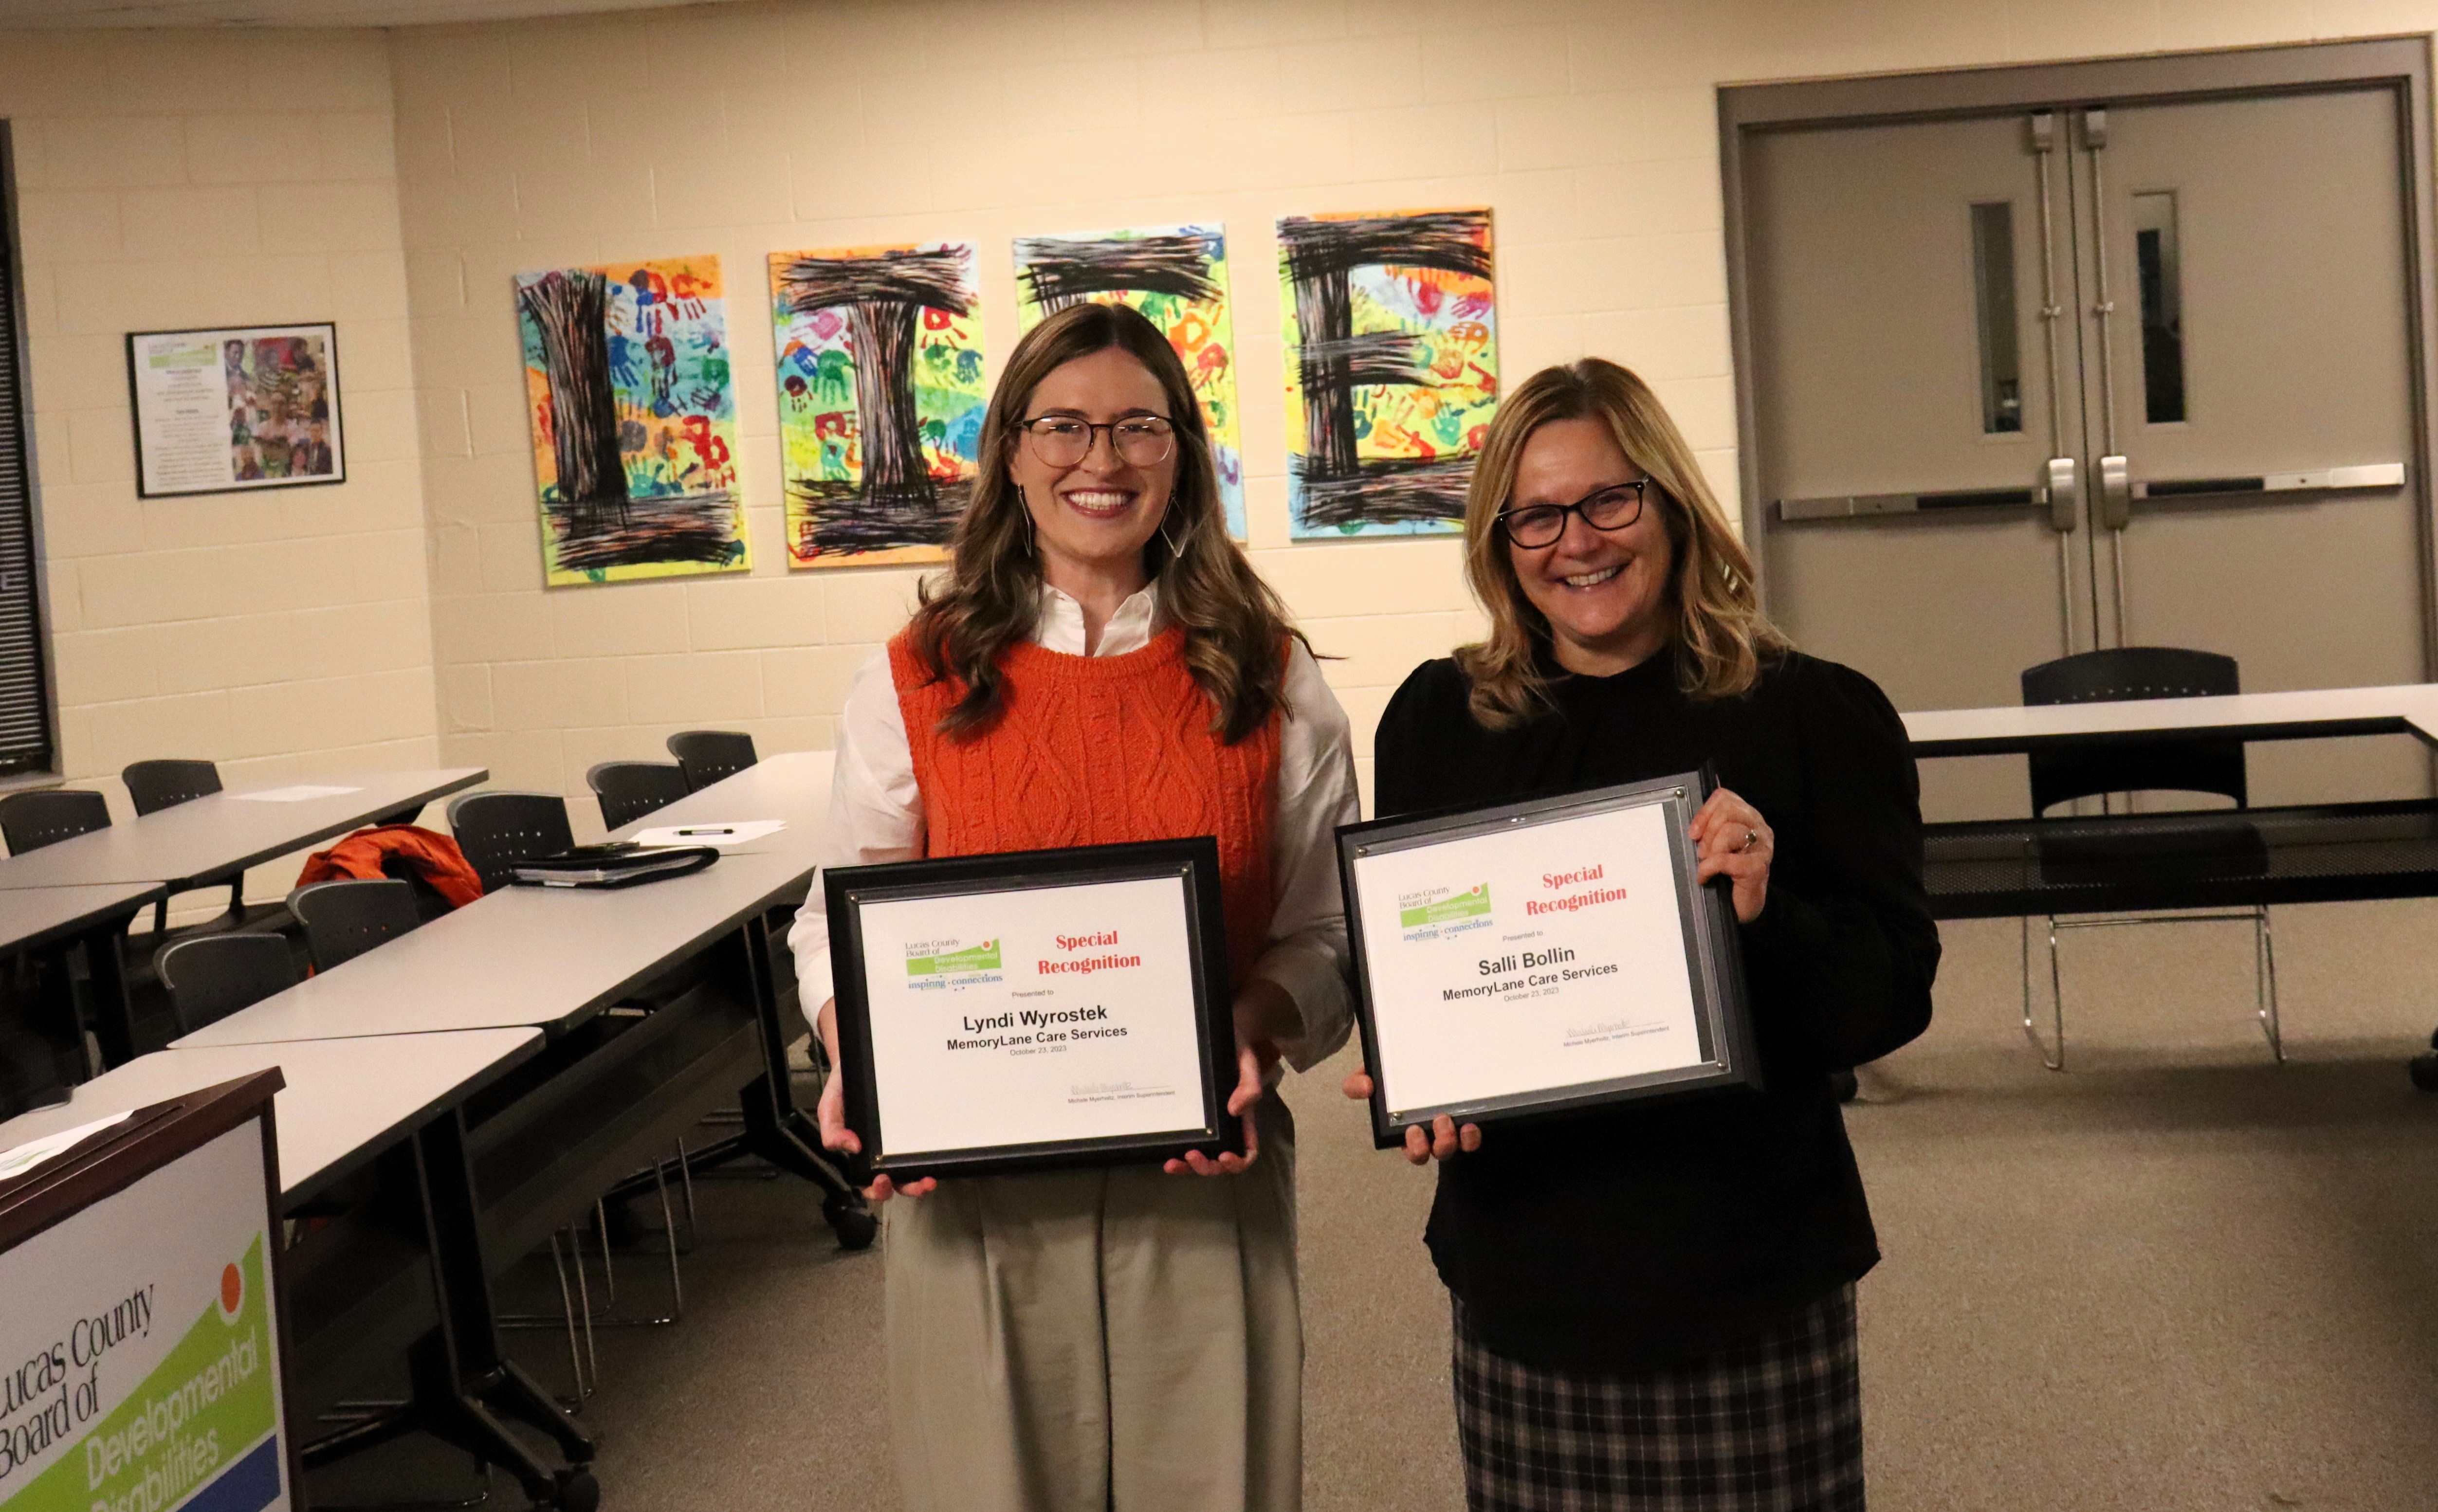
[609,916,874,1249]
[77,919,139,1069]
[302,1110,599,1510]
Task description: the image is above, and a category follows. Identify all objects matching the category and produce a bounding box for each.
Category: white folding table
[1904,683,2438,757]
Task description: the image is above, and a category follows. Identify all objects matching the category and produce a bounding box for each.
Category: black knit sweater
[1372,648,1940,1371]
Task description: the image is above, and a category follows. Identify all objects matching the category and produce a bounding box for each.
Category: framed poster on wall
[126,323,344,499]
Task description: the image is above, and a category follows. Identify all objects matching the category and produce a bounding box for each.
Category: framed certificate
[825,837,1244,1180]
[1338,770,1759,1147]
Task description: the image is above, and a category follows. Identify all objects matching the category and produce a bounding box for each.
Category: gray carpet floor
[320,898,2438,1509]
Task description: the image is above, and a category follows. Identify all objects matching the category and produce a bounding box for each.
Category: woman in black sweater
[1346,359,1940,1512]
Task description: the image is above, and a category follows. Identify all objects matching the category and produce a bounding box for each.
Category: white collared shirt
[786,582,1359,1070]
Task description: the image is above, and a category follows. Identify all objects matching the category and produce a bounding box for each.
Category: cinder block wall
[12,1,2426,847]
[393,0,2405,815]
[387,0,1755,814]
[3,28,436,906]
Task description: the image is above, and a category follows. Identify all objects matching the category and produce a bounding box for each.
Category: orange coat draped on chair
[293,824,483,910]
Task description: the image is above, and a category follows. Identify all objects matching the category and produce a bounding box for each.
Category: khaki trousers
[883,1095,1302,1512]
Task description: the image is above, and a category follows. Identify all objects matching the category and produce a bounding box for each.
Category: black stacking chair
[287,879,420,971]
[2018,646,2276,1069]
[0,788,109,855]
[446,791,573,895]
[587,761,692,832]
[123,758,223,816]
[666,730,756,792]
[153,932,296,1037]
[120,760,289,936]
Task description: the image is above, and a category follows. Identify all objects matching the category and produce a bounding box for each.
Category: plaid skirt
[1452,1286,1864,1512]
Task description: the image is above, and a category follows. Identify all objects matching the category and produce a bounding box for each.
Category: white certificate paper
[856,874,1212,1159]
[1352,802,1708,1120]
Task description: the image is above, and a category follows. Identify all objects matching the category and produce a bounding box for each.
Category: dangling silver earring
[1018,486,1038,554]
[1158,511,1185,564]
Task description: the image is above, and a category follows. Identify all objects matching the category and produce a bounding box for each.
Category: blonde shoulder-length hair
[1455,358,1786,729]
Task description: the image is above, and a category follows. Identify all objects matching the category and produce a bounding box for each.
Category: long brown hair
[906,301,1302,742]
[1455,358,1786,729]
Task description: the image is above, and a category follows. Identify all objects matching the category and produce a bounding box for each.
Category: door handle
[2044,457,2078,532]
[2130,461,2406,499]
[2097,454,2131,530]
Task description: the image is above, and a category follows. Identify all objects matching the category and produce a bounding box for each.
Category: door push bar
[2129,461,2406,502]
[1778,461,2402,525]
[1778,457,2079,524]
[1777,488,2039,522]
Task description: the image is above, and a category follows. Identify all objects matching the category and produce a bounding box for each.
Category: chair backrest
[666,730,757,791]
[2020,646,2246,815]
[445,790,574,894]
[0,788,109,855]
[153,932,297,1035]
[587,761,693,832]
[122,759,223,817]
[287,878,421,971]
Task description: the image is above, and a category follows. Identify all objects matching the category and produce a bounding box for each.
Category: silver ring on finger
[1737,825,1761,853]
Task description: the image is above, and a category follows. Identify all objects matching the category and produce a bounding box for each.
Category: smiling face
[1007,345,1178,599]
[1504,416,1676,676]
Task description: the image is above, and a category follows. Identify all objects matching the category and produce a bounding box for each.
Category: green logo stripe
[906,941,1001,976]
[1399,885,1491,929]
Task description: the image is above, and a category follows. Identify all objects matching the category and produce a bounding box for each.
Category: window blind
[0,124,55,777]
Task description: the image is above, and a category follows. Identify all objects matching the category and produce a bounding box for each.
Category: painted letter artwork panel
[770,241,986,569]
[514,255,749,585]
[1012,225,1246,540]
[1278,208,1498,538]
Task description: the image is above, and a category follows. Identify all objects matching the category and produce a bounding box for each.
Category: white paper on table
[231,784,363,802]
[855,873,1211,1159]
[0,1111,133,1181]
[629,820,788,848]
[1352,802,1708,1121]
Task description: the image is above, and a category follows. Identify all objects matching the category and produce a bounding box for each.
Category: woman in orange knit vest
[786,301,1358,1512]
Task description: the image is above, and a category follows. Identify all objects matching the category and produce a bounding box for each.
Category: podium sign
[0,1074,296,1512]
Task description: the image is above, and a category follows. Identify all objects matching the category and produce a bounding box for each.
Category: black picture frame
[825,836,1243,1181]
[126,322,345,499]
[1338,768,1761,1149]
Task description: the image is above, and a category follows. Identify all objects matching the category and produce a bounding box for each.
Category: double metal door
[1740,66,2432,818]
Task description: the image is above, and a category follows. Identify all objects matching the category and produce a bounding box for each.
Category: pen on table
[674,826,735,837]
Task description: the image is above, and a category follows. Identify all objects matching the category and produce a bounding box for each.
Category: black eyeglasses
[1019,415,1176,468]
[1495,480,1650,549]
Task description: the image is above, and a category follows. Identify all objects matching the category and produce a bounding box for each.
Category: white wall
[4,29,437,808]
[16,0,2438,842]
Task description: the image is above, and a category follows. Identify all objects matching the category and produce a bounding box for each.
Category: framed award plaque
[825,837,1243,1180]
[1338,769,1760,1147]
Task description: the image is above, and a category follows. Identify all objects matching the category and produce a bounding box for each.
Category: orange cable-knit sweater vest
[888,625,1281,987]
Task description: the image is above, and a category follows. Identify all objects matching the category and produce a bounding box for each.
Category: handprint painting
[1278,208,1498,539]
[770,241,988,568]
[514,255,750,585]
[1012,224,1246,540]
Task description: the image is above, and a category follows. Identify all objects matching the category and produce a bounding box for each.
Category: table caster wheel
[553,1468,600,1512]
[825,1197,878,1251]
